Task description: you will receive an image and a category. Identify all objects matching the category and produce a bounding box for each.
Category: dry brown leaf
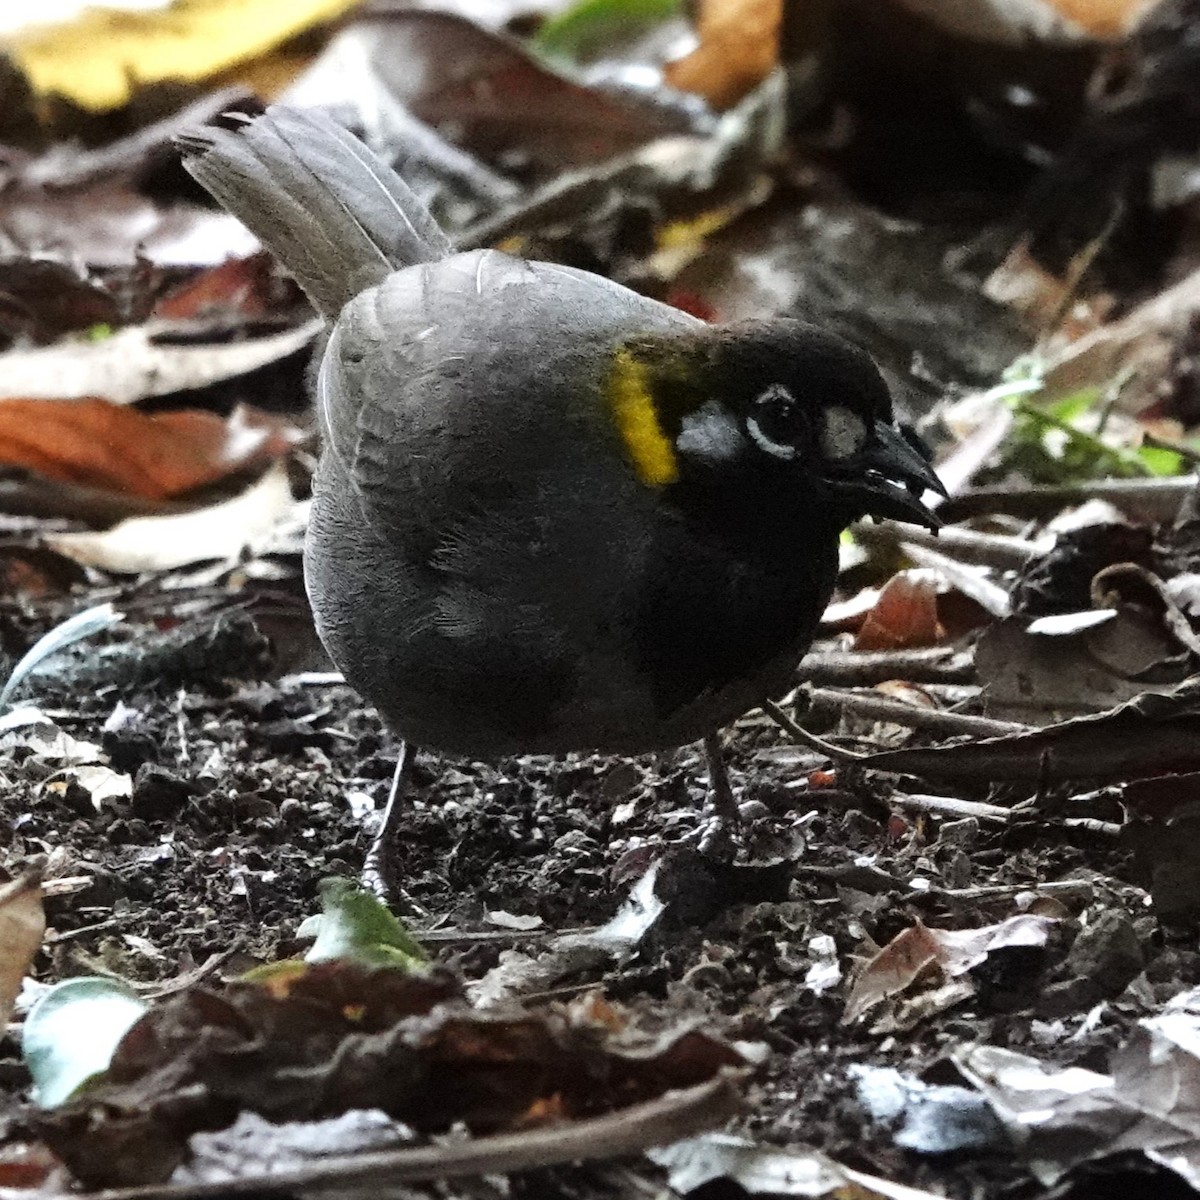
[0,399,302,500]
[4,0,359,112]
[843,922,945,1026]
[0,260,120,347]
[0,1143,59,1190]
[664,0,781,109]
[0,176,258,270]
[312,12,698,172]
[36,960,745,1189]
[0,871,45,1029]
[845,916,1058,1027]
[854,571,944,651]
[152,254,285,322]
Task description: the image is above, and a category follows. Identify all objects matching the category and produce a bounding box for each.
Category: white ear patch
[820,406,867,460]
[676,400,744,463]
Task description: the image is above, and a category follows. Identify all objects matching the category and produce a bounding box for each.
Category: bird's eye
[746,383,804,460]
[820,405,867,461]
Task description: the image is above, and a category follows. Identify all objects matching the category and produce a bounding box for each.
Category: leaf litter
[5,1,1200,1198]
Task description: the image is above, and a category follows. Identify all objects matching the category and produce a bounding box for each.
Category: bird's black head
[607,318,945,532]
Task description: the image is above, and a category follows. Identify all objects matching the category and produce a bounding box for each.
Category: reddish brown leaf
[348,12,699,172]
[0,1143,60,1190]
[0,398,303,500]
[152,253,286,321]
[854,572,944,651]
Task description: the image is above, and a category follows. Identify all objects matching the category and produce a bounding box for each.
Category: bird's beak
[826,421,947,530]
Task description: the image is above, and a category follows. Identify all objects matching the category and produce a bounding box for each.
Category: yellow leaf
[4,0,359,112]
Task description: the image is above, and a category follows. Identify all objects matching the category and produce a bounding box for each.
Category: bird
[178,105,944,877]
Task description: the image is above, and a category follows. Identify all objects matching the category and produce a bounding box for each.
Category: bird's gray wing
[317,248,699,540]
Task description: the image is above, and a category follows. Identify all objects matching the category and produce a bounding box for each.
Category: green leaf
[23,977,148,1107]
[1136,445,1185,477]
[534,0,681,64]
[1001,388,1181,485]
[1046,387,1101,424]
[303,878,428,969]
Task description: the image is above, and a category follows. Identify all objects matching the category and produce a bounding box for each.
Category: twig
[1040,209,1121,347]
[930,395,1018,500]
[419,926,590,945]
[807,688,1029,738]
[760,699,867,764]
[46,919,119,943]
[1062,817,1121,838]
[892,792,1014,824]
[852,521,1037,570]
[81,1073,746,1200]
[941,475,1197,523]
[796,647,975,687]
[918,879,1096,905]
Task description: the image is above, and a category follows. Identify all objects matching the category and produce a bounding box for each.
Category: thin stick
[761,698,868,764]
[1062,817,1121,838]
[919,879,1096,905]
[852,521,1038,570]
[81,1073,745,1200]
[796,647,975,687]
[807,688,1029,738]
[892,791,1013,824]
[942,475,1197,523]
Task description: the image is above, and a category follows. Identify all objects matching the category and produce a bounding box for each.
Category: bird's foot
[360,742,430,920]
[697,732,740,858]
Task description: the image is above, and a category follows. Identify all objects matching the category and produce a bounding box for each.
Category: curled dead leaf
[854,571,944,652]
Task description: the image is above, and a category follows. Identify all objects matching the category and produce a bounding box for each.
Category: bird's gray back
[318,249,697,529]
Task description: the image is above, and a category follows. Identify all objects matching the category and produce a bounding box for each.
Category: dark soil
[0,574,1191,1199]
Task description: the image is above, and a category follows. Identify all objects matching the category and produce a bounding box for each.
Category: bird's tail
[178,105,451,319]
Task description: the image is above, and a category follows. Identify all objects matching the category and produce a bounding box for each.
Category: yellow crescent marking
[607,349,679,487]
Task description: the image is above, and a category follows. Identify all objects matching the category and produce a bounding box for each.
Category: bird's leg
[361,741,428,918]
[698,731,740,855]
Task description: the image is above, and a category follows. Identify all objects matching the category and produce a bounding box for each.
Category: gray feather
[179,105,451,318]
